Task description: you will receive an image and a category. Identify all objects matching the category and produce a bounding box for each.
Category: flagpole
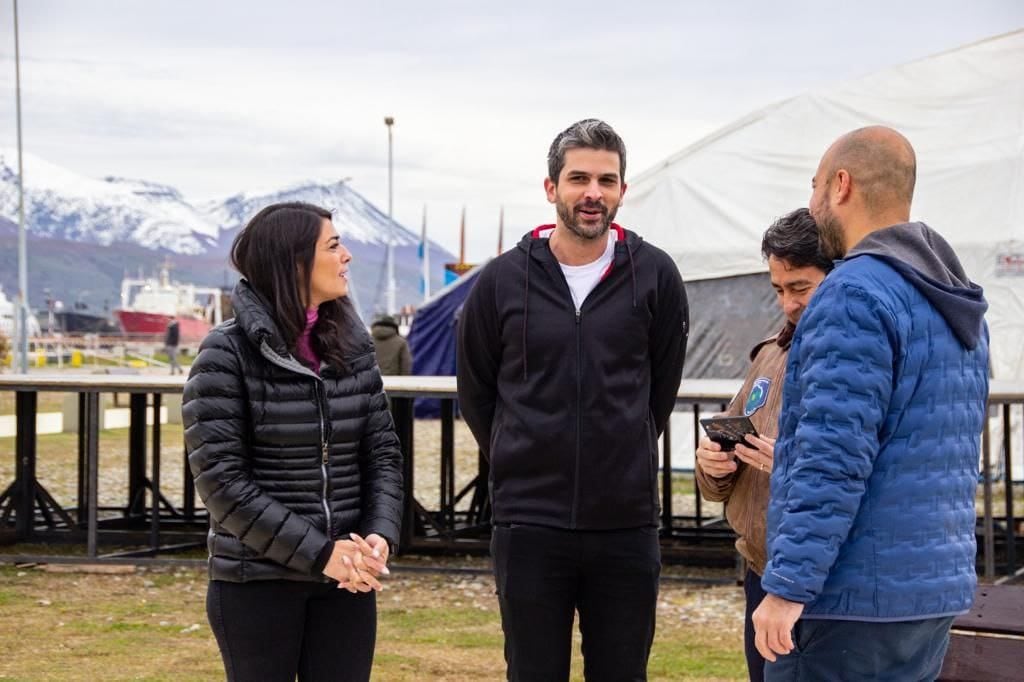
[420,204,430,301]
[13,0,28,373]
[384,116,396,315]
[497,206,504,257]
[459,206,466,267]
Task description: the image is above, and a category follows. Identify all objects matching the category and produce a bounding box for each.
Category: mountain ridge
[0,151,457,320]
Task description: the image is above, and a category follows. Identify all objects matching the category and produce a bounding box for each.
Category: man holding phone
[695,208,831,682]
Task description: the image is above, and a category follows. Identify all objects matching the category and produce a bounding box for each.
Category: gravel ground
[412,418,724,519]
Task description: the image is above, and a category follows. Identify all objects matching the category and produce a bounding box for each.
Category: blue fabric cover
[407,269,480,417]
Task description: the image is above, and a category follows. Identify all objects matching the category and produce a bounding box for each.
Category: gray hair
[547,119,626,184]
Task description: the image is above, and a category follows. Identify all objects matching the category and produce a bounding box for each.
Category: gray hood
[845,222,987,349]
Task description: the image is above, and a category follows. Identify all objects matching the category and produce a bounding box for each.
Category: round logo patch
[744,377,771,416]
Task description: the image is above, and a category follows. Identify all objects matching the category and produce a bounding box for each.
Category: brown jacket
[695,324,792,575]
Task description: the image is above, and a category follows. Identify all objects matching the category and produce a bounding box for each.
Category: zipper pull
[322,442,329,464]
[576,309,581,324]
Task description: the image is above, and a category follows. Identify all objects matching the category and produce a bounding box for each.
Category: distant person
[694,208,831,682]
[457,118,689,681]
[0,329,9,372]
[163,318,182,375]
[753,127,990,680]
[370,314,412,375]
[182,201,403,682]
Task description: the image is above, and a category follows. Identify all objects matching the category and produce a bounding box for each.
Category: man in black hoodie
[457,119,688,680]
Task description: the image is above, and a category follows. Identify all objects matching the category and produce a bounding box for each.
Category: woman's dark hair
[760,208,834,273]
[231,201,359,369]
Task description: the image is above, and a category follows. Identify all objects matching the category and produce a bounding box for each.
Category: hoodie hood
[514,222,642,380]
[845,222,987,349]
[371,324,398,341]
[517,222,640,255]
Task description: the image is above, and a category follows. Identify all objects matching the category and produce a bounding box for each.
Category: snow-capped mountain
[0,150,219,254]
[203,181,420,248]
[0,151,457,321]
[202,181,454,318]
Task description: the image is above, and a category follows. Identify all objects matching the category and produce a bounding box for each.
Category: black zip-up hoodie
[456,224,688,530]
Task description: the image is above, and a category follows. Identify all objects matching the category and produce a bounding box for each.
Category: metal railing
[0,374,1020,581]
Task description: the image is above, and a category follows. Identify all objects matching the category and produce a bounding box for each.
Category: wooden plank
[939,633,1024,681]
[953,585,1024,636]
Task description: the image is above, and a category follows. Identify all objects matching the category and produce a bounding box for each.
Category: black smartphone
[699,415,759,451]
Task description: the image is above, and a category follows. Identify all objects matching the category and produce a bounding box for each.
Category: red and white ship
[115,266,222,343]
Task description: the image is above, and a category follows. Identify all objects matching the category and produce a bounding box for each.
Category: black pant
[490,524,661,681]
[206,579,376,682]
[743,568,767,682]
[764,615,954,681]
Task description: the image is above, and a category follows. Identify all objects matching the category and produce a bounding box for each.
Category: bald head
[821,126,917,213]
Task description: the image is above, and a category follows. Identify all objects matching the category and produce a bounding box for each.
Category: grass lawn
[0,564,747,681]
[0,416,748,680]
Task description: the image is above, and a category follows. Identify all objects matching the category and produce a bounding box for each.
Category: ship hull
[115,310,211,343]
[53,311,121,335]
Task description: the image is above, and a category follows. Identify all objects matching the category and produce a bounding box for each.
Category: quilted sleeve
[357,364,404,550]
[761,283,897,603]
[183,330,331,575]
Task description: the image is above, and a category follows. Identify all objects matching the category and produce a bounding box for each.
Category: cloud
[0,0,1021,260]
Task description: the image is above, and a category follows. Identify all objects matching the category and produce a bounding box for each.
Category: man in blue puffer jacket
[753,126,989,681]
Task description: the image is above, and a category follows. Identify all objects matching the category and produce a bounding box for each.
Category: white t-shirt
[559,232,616,312]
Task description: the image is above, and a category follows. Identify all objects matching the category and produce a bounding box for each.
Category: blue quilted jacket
[762,223,989,621]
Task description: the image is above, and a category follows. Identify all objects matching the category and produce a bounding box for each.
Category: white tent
[621,29,1024,380]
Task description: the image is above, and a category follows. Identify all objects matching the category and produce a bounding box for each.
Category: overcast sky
[1,1,1022,261]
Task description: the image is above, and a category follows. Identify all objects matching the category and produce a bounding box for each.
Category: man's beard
[816,206,847,261]
[556,198,617,240]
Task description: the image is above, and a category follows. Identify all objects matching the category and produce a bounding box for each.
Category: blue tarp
[407,264,485,417]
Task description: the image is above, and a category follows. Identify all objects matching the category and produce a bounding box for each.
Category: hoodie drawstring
[521,229,635,379]
[522,240,532,381]
[627,242,638,309]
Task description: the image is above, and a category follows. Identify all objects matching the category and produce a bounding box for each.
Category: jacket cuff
[695,469,735,501]
[760,562,814,604]
[360,520,401,555]
[311,540,335,576]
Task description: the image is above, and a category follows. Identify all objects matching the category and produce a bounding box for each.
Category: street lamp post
[13,0,28,373]
[383,116,396,315]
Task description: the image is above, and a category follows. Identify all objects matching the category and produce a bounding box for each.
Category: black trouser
[764,614,955,681]
[743,568,767,682]
[206,578,376,682]
[490,524,661,681]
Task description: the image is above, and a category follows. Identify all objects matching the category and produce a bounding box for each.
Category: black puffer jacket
[183,281,403,583]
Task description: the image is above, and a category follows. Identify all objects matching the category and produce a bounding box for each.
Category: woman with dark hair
[183,201,403,681]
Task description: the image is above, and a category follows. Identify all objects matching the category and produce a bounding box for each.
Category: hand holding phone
[699,415,759,452]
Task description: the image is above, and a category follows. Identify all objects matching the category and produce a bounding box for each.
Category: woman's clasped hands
[322,532,392,593]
